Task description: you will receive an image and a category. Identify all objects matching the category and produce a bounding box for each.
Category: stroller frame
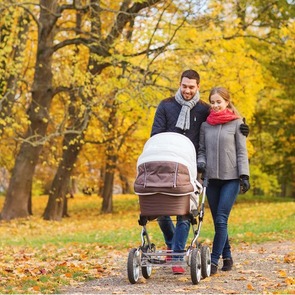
[127,179,211,285]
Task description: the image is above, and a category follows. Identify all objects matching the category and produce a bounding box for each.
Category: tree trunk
[119,169,131,194]
[43,129,84,220]
[101,154,117,213]
[0,144,41,219]
[98,167,105,196]
[42,157,73,221]
[43,90,88,220]
[100,95,118,213]
[0,0,57,220]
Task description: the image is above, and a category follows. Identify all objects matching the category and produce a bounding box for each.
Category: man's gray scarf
[175,88,200,130]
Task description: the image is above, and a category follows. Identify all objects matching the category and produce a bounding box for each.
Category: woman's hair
[209,87,241,117]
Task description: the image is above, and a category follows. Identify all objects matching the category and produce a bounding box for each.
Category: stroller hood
[135,132,201,195]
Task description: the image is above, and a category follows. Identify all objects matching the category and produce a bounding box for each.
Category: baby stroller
[127,132,211,285]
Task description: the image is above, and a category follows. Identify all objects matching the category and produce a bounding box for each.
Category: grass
[0,193,294,294]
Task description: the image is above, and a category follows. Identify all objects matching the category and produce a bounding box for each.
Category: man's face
[180,77,200,101]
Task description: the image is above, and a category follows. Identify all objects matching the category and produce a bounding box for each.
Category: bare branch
[105,0,162,47]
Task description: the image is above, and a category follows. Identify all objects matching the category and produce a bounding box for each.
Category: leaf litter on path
[61,240,295,294]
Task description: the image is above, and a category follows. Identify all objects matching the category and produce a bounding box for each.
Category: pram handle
[202,177,208,187]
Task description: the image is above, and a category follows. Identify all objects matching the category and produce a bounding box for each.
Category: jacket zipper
[216,125,221,178]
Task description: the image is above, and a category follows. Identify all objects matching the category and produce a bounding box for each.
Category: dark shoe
[221,257,233,271]
[210,263,218,275]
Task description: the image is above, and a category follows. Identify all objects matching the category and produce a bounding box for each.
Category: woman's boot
[221,257,233,271]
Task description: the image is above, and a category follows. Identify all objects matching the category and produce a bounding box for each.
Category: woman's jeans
[157,216,190,255]
[206,179,240,266]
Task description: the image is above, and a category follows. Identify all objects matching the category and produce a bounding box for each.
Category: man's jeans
[157,216,190,254]
[206,179,240,265]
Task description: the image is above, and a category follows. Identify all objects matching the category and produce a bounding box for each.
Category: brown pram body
[127,132,211,285]
[134,132,200,216]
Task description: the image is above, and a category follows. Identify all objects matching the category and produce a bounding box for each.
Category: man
[151,69,249,274]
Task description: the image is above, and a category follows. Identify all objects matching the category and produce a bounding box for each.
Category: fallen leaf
[284,253,295,264]
[235,276,247,281]
[285,277,295,285]
[258,247,266,254]
[278,270,287,277]
[33,286,40,291]
[177,276,189,282]
[223,290,239,294]
[39,268,47,274]
[247,283,254,290]
[65,272,72,277]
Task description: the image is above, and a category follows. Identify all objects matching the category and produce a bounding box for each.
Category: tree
[44,0,202,217]
[0,0,60,220]
[43,0,171,219]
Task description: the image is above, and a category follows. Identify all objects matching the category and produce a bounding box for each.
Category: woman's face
[210,93,229,112]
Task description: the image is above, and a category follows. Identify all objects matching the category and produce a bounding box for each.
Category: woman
[197,87,250,275]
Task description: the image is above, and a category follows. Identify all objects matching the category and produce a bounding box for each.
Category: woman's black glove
[240,175,250,193]
[197,162,206,173]
[240,118,249,137]
[240,123,249,137]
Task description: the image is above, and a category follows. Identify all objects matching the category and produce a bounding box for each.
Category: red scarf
[206,108,240,125]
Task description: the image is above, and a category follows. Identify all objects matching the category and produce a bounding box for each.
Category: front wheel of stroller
[190,248,201,285]
[201,245,211,278]
[127,248,140,284]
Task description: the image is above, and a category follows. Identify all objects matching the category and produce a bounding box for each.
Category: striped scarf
[175,88,200,130]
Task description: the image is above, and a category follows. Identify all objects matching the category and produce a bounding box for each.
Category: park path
[61,240,295,294]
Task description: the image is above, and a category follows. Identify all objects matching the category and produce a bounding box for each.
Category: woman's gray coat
[198,118,249,180]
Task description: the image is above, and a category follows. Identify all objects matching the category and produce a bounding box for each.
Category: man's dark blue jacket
[151,96,210,153]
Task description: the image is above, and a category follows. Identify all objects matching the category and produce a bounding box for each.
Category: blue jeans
[157,216,190,253]
[206,179,240,266]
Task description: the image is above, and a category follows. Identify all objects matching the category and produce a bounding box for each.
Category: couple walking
[150,69,250,275]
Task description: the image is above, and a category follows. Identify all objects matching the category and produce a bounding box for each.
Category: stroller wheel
[141,244,155,279]
[127,248,140,284]
[201,245,211,278]
[142,265,152,279]
[190,248,201,285]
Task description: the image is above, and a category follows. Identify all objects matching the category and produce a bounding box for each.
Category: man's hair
[181,69,200,84]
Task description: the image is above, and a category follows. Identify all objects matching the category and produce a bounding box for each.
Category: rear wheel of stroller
[127,248,140,284]
[141,244,155,279]
[190,248,201,285]
[142,265,152,279]
[201,245,211,278]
